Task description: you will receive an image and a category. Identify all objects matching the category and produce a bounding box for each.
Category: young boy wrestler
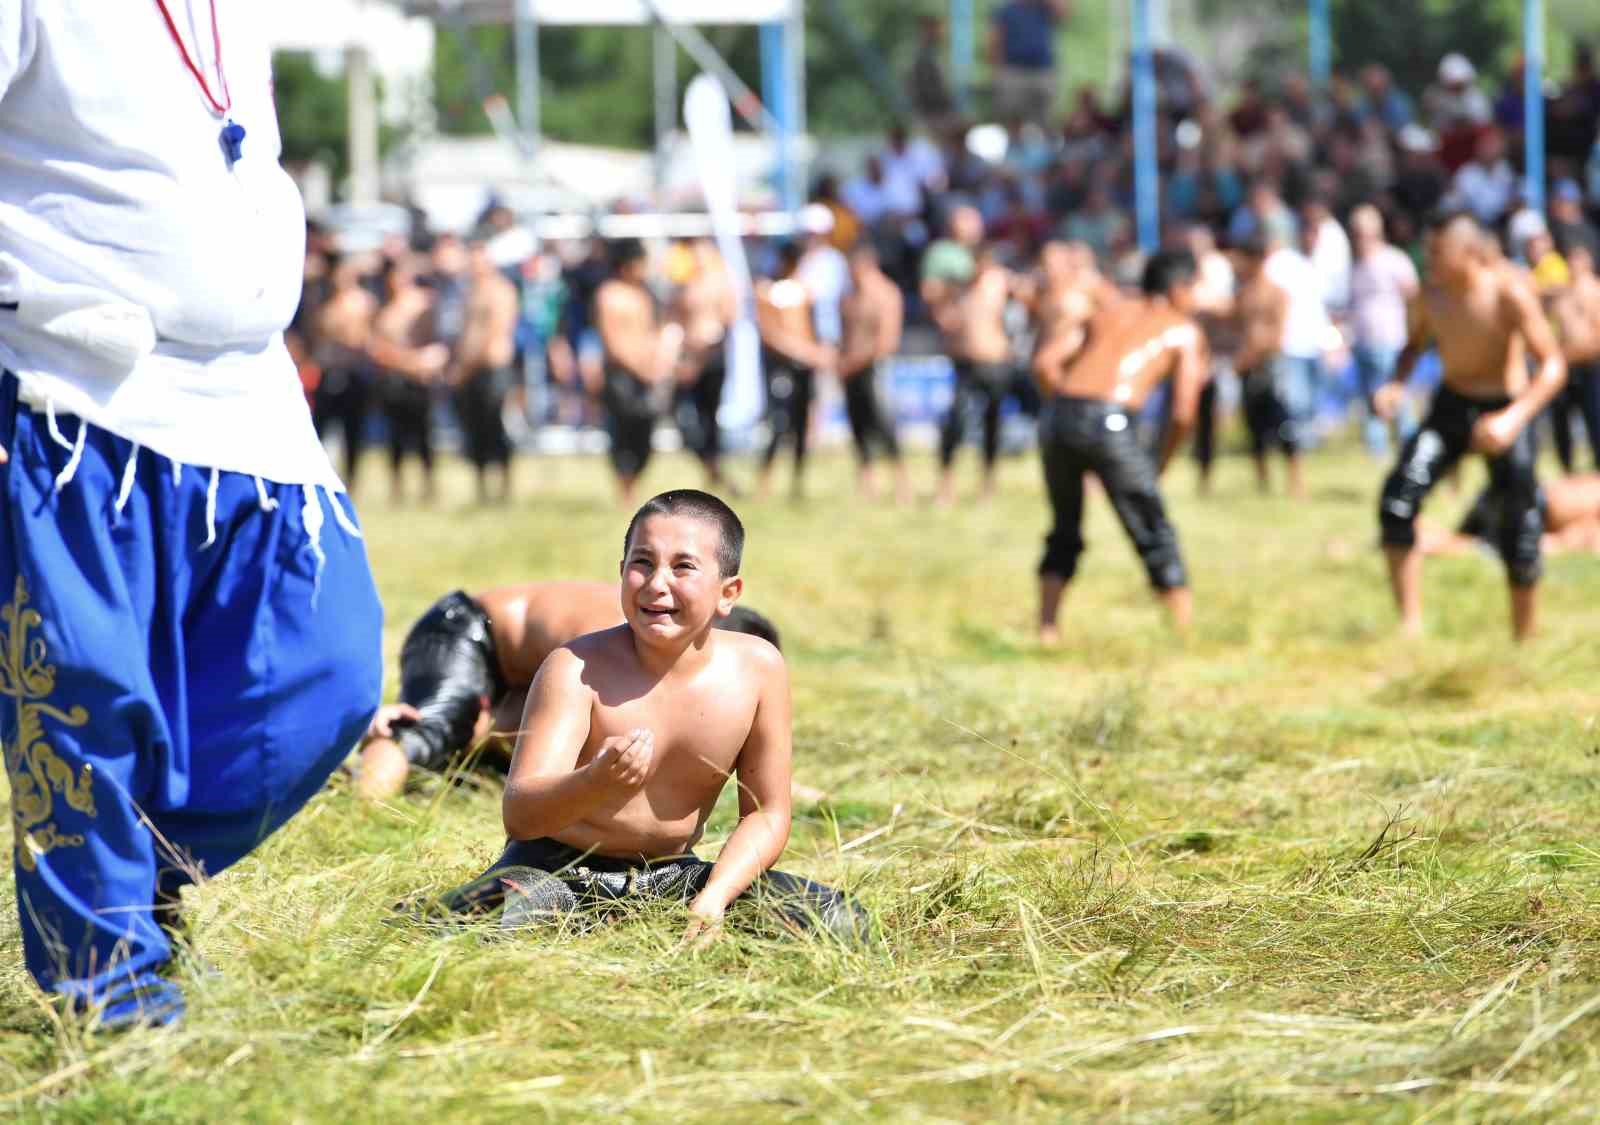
[1375,210,1567,640]
[357,582,779,800]
[427,490,865,943]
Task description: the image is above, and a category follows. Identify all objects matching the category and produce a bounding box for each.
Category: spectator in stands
[812,174,862,254]
[909,16,959,133]
[1060,177,1128,268]
[880,124,945,219]
[1347,204,1419,455]
[1359,64,1414,132]
[1228,179,1297,248]
[1550,180,1600,259]
[841,157,891,229]
[989,0,1066,126]
[1300,193,1352,316]
[1229,77,1271,140]
[1452,128,1517,225]
[1427,53,1492,172]
[1392,126,1449,225]
[921,204,984,319]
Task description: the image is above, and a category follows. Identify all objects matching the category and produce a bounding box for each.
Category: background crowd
[287,27,1600,503]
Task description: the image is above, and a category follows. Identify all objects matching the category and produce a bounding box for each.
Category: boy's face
[621,514,742,646]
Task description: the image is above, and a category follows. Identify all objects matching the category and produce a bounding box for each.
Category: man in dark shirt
[1550,180,1600,261]
[909,15,958,131]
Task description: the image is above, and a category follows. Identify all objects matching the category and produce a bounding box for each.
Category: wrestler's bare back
[1047,299,1197,410]
[476,582,622,689]
[523,626,776,859]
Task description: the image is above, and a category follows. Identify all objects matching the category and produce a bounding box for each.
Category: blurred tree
[1330,0,1518,94]
[273,51,408,193]
[273,52,352,177]
[428,5,940,145]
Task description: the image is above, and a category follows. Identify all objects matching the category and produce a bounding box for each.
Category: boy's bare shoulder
[716,629,787,679]
[549,625,635,677]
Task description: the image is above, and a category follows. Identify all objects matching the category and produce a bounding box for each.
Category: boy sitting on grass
[430,489,866,944]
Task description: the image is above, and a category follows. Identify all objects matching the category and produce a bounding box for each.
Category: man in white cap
[0,2,382,1026]
[1427,54,1493,172]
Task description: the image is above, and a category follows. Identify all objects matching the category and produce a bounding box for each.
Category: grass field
[3,440,1600,1122]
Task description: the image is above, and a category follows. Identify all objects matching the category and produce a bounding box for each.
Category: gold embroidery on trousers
[1,577,94,872]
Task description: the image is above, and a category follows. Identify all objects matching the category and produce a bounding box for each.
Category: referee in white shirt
[0,1,381,1027]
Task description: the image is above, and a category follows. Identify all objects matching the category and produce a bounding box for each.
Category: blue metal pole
[1308,0,1331,88]
[760,22,794,212]
[1131,0,1159,253]
[1524,0,1545,214]
[950,0,974,114]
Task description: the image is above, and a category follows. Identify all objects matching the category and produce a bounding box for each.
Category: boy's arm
[686,649,794,938]
[1375,292,1432,421]
[501,647,652,841]
[1157,327,1206,475]
[1474,279,1568,454]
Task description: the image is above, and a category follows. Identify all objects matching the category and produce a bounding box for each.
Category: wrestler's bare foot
[357,740,410,801]
[1286,457,1307,501]
[1510,585,1536,642]
[1038,624,1062,647]
[1159,587,1193,632]
[893,466,913,506]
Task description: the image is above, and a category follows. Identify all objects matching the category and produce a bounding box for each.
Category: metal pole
[643,0,781,134]
[950,0,973,114]
[346,45,379,204]
[1308,0,1331,88]
[654,21,676,206]
[786,0,807,212]
[1131,0,1159,253]
[760,22,792,213]
[513,0,540,151]
[1525,0,1545,213]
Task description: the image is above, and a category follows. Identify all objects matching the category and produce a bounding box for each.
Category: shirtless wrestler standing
[1031,250,1207,642]
[1375,210,1567,640]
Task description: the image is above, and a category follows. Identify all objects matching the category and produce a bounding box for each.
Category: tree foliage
[429,6,940,146]
[273,52,351,174]
[1330,0,1520,95]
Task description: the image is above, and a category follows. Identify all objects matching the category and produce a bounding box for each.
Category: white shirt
[0,0,339,488]
[1306,217,1352,314]
[1453,160,1517,225]
[1264,248,1332,360]
[840,178,889,226]
[879,141,945,217]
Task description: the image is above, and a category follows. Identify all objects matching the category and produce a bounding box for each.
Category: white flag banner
[684,74,763,430]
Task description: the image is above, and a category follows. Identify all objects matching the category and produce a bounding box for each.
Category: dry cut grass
[2,441,1599,1122]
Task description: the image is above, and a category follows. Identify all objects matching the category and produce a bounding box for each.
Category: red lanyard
[152,0,232,117]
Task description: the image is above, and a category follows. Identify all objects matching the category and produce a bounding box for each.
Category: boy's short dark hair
[1141,249,1198,296]
[623,489,746,577]
[716,606,781,650]
[609,237,647,272]
[1426,207,1479,236]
